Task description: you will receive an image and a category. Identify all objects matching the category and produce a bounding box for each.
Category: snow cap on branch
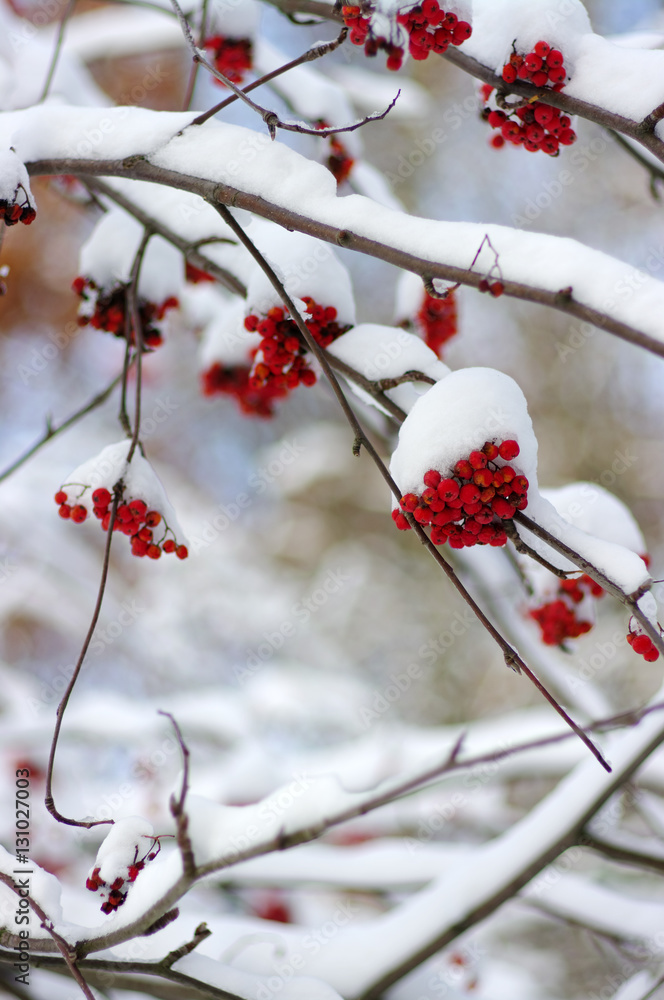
[328,323,449,413]
[244,222,356,325]
[464,0,590,73]
[390,366,537,496]
[0,147,36,223]
[79,206,183,305]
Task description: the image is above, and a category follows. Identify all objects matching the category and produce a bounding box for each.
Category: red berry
[631,634,651,654]
[473,468,493,488]
[492,497,515,519]
[468,450,487,470]
[644,647,660,662]
[129,499,147,519]
[489,281,505,297]
[546,48,564,68]
[400,493,419,512]
[459,483,480,504]
[163,539,176,553]
[482,442,499,460]
[490,134,506,149]
[531,70,549,88]
[534,40,550,57]
[92,487,111,506]
[438,478,460,501]
[423,469,442,488]
[502,64,517,83]
[559,127,576,145]
[487,110,507,128]
[455,459,473,479]
[524,53,542,72]
[131,537,149,557]
[54,490,68,504]
[58,504,71,519]
[71,504,87,523]
[498,439,520,460]
[147,544,162,559]
[145,511,161,528]
[176,545,189,560]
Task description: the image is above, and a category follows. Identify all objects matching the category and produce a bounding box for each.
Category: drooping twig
[190,28,349,128]
[44,485,122,828]
[170,0,397,139]
[125,229,153,464]
[159,711,196,877]
[162,923,212,967]
[502,520,570,579]
[0,873,94,999]
[39,0,77,103]
[0,374,123,484]
[211,201,610,772]
[607,129,664,200]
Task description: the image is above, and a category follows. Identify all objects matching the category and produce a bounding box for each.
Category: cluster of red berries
[86,850,157,914]
[483,42,576,156]
[72,277,178,349]
[54,487,188,560]
[342,5,404,70]
[342,2,471,69]
[0,196,36,226]
[315,121,354,185]
[502,41,568,88]
[485,100,576,156]
[201,362,287,418]
[627,629,660,663]
[205,35,253,84]
[392,439,528,549]
[245,298,347,391]
[529,574,603,646]
[396,2,472,61]
[416,289,457,357]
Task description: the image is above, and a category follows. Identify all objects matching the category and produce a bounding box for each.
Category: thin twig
[159,711,196,877]
[182,0,210,110]
[608,129,664,200]
[162,923,211,967]
[39,0,77,103]
[125,230,153,464]
[503,520,569,578]
[581,832,664,875]
[44,484,122,828]
[0,374,122,484]
[190,28,348,127]
[211,202,610,773]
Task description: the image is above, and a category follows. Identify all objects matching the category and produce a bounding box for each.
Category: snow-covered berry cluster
[392,439,528,549]
[85,817,159,914]
[627,627,660,663]
[201,361,288,419]
[205,35,253,84]
[502,40,568,88]
[315,120,355,185]
[529,574,603,646]
[342,5,404,70]
[342,2,471,70]
[72,276,178,349]
[245,298,348,394]
[54,486,188,560]
[483,42,575,156]
[416,288,457,357]
[0,194,36,226]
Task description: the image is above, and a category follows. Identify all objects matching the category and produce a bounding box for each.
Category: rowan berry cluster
[392,439,528,549]
[244,297,348,395]
[315,121,355,185]
[529,574,603,646]
[0,196,36,226]
[86,849,157,914]
[205,35,253,84]
[396,2,471,61]
[483,41,576,156]
[627,628,660,662]
[54,487,188,560]
[416,289,457,357]
[201,362,288,418]
[341,5,404,70]
[72,276,178,348]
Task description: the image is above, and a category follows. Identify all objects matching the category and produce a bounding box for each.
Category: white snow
[0,147,34,207]
[94,815,154,884]
[328,324,449,414]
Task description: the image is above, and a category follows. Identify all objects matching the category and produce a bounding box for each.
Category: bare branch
[44,484,122,828]
[125,229,153,464]
[39,0,77,103]
[0,374,122,484]
[158,711,196,877]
